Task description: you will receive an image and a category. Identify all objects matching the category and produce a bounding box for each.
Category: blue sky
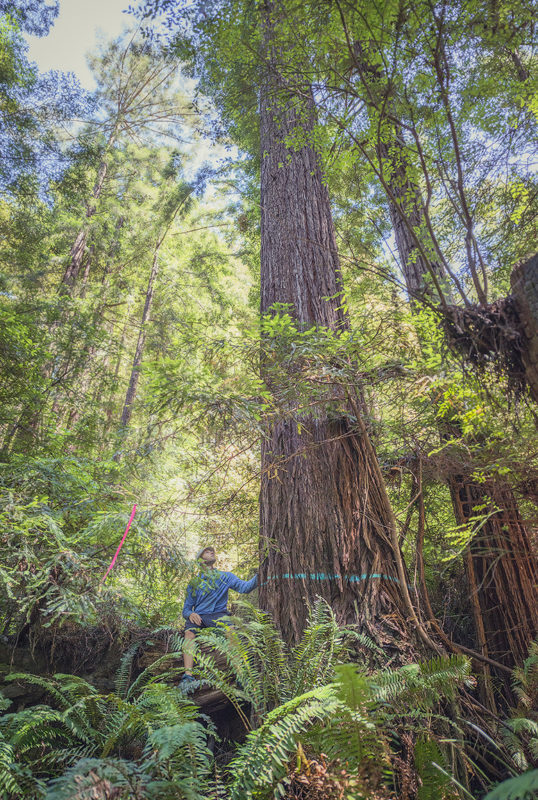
[23,0,234,180]
[26,0,131,88]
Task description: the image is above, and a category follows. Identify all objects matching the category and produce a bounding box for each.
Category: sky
[24,0,234,181]
[26,0,131,88]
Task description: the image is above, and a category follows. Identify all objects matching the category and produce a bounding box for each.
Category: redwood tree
[257,1,413,646]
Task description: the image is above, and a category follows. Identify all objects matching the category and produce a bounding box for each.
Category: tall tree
[257,1,416,645]
[61,34,194,293]
[118,177,194,434]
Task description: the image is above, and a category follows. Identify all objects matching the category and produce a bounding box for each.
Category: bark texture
[449,475,538,669]
[258,3,406,645]
[511,253,538,404]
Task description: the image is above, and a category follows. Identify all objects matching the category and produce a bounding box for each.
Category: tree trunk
[377,133,447,303]
[511,253,538,404]
[117,188,192,439]
[60,133,116,293]
[118,248,160,432]
[449,474,538,669]
[377,117,538,674]
[258,2,412,646]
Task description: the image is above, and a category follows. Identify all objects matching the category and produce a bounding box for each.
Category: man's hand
[189,612,202,626]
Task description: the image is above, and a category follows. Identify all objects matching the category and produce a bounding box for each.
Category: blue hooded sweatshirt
[182,569,258,619]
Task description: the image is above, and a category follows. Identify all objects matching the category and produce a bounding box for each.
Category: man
[181,546,257,684]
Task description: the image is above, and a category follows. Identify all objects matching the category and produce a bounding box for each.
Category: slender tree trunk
[258,2,416,647]
[104,306,131,438]
[378,118,538,674]
[118,247,160,432]
[116,188,192,442]
[377,133,447,303]
[60,132,116,293]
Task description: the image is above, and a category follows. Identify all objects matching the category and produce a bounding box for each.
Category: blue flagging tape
[260,572,413,590]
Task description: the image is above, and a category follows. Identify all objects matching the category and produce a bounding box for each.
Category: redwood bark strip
[258,0,408,645]
[449,476,538,669]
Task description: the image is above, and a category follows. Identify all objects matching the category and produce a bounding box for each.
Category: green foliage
[483,770,538,800]
[414,735,455,800]
[188,599,358,726]
[227,685,344,800]
[501,639,538,771]
[1,6,538,800]
[0,668,215,799]
[222,640,472,799]
[175,603,472,798]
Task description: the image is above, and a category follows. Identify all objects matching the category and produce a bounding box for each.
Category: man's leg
[183,628,197,675]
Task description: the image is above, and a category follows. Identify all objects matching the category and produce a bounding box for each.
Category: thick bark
[258,3,410,646]
[449,475,538,669]
[511,253,538,404]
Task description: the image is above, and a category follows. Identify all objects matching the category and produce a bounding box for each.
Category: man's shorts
[184,612,230,631]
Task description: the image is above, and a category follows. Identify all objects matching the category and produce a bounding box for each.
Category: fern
[287,598,356,698]
[224,653,473,800]
[125,650,183,701]
[228,685,343,800]
[115,640,145,698]
[0,733,46,800]
[484,769,538,800]
[194,604,289,717]
[372,655,472,710]
[43,757,150,800]
[415,735,454,800]
[0,667,217,798]
[187,598,363,726]
[512,640,538,713]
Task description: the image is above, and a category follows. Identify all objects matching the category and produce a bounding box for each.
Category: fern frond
[0,735,46,799]
[115,640,145,699]
[4,672,74,711]
[144,720,213,784]
[372,655,472,710]
[43,757,149,800]
[124,650,182,701]
[484,769,538,800]
[228,685,344,800]
[414,735,453,800]
[288,598,353,697]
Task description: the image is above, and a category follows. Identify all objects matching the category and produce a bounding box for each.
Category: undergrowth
[0,604,536,800]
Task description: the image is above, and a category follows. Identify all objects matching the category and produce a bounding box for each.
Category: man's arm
[226,572,258,594]
[182,584,196,619]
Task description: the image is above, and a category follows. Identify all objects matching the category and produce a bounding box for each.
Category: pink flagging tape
[101,504,137,583]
